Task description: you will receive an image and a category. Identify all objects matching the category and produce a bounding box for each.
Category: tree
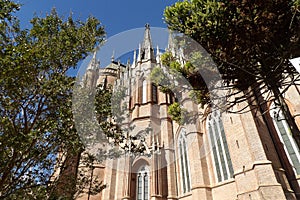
[0,0,105,199]
[164,0,300,144]
[164,0,300,196]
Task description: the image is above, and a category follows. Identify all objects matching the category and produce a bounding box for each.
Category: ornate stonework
[77,25,300,200]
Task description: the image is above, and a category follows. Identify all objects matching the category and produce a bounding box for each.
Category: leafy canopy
[0,0,105,199]
[163,0,300,151]
[164,0,300,107]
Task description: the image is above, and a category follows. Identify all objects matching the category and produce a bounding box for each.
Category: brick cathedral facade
[77,25,300,200]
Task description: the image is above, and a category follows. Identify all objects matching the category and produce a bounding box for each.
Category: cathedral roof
[100,60,126,77]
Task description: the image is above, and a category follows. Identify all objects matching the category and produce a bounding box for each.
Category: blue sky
[16,0,178,37]
[15,0,179,76]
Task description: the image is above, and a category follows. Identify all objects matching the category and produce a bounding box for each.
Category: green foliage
[165,0,300,107]
[74,153,106,199]
[0,0,20,43]
[165,0,300,88]
[164,0,300,149]
[0,0,19,20]
[168,102,187,125]
[189,90,210,108]
[295,0,300,7]
[152,50,212,120]
[160,51,173,66]
[183,61,195,75]
[169,60,182,73]
[150,66,173,93]
[160,52,190,77]
[73,80,148,162]
[0,1,105,199]
[95,85,113,122]
[94,83,147,154]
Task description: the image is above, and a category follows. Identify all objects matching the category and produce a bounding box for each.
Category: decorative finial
[111,50,115,62]
[137,43,141,62]
[133,49,137,64]
[127,58,130,66]
[156,45,161,64]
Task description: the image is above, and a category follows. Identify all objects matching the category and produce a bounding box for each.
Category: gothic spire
[142,23,153,50]
[86,50,100,71]
[167,30,176,56]
[139,23,155,62]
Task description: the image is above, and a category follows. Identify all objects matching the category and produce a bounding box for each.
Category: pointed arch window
[270,102,300,175]
[207,111,234,182]
[137,166,150,200]
[178,128,191,193]
[142,80,147,104]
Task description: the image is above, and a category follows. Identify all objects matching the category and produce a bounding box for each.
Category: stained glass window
[270,103,300,175]
[136,166,149,200]
[207,111,234,182]
[178,128,191,193]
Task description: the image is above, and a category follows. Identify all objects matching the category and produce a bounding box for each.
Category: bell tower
[98,24,174,200]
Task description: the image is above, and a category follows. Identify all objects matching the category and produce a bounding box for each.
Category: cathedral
[78,24,300,200]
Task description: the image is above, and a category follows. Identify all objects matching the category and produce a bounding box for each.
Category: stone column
[161,118,178,200]
[187,131,212,199]
[151,152,159,200]
[122,155,131,200]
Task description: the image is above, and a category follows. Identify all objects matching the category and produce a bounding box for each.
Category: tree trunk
[50,150,81,200]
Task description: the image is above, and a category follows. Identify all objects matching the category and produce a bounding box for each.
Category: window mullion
[216,119,231,180]
[212,119,224,181]
[179,139,186,193]
[183,138,191,191]
[272,106,300,175]
[281,114,300,163]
